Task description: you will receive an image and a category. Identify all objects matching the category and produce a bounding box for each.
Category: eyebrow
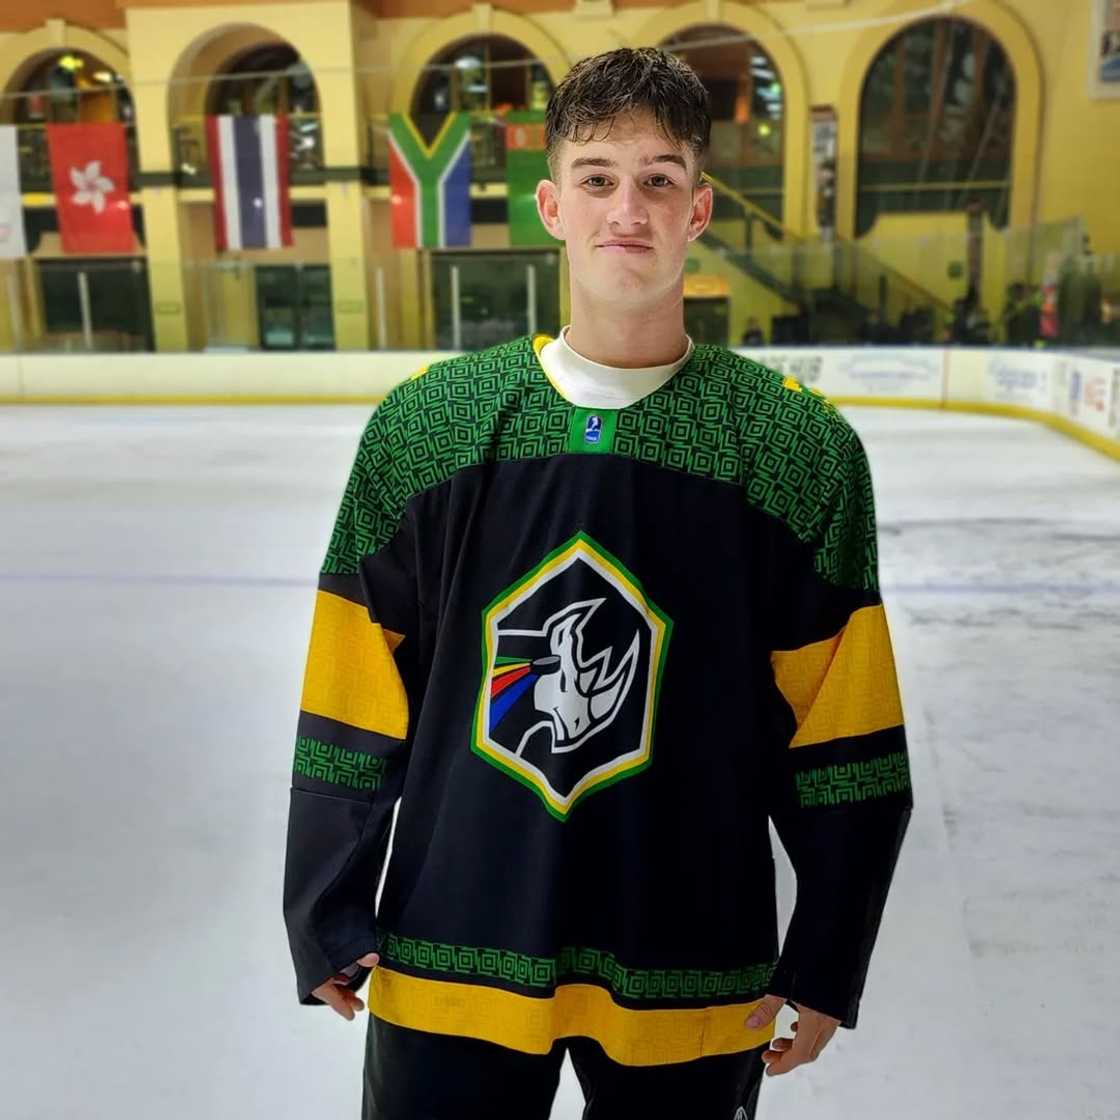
[568,154,689,173]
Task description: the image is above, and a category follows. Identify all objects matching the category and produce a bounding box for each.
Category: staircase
[699,173,952,343]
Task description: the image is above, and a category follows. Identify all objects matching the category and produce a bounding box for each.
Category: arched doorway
[402,35,560,348]
[167,32,330,351]
[857,18,1015,236]
[659,24,785,223]
[5,50,149,352]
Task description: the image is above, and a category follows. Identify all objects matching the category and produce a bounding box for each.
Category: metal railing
[700,171,953,337]
[171,112,325,187]
[12,122,140,193]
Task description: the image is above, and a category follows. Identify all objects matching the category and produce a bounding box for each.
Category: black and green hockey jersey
[282,334,913,1067]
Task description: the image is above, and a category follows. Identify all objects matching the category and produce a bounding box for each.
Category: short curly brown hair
[545,47,711,184]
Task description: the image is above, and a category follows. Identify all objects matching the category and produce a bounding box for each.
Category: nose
[606,178,649,231]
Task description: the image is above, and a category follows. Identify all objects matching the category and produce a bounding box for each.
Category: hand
[312,952,380,1021]
[744,993,841,1077]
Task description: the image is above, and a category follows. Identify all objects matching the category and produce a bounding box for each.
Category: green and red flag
[388,112,472,249]
[504,110,553,247]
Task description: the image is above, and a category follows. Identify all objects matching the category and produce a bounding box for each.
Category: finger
[322,984,365,1020]
[766,1036,795,1053]
[764,1022,820,1077]
[356,953,380,968]
[809,1022,838,1062]
[318,985,356,1021]
[745,994,784,1030]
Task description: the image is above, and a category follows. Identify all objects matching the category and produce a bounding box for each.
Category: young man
[283,47,912,1119]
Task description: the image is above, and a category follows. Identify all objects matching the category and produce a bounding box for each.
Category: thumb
[745,993,784,1030]
[356,952,380,968]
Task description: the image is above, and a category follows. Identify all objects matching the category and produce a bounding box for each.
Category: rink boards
[0,345,1117,460]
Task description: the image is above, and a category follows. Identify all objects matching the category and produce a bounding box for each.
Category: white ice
[1,403,1117,1119]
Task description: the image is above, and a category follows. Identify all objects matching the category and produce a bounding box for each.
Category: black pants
[362,1014,767,1120]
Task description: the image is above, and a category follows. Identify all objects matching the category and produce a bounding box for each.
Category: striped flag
[388,113,472,249]
[205,114,293,250]
[0,124,27,259]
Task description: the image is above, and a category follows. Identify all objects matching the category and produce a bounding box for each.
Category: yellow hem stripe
[771,603,903,749]
[299,590,408,737]
[367,968,776,1067]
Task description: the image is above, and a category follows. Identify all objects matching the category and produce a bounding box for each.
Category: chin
[606,272,672,300]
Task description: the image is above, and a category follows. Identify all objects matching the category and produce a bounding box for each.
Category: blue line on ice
[0,573,1118,595]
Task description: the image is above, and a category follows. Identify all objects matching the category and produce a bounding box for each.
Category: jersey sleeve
[282,406,425,1005]
[761,424,913,1029]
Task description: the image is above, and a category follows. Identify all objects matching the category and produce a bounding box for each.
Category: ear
[536,178,565,240]
[685,180,714,242]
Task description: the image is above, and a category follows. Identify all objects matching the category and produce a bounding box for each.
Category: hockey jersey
[282,333,913,1067]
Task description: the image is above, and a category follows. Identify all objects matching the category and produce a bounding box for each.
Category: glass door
[432,250,559,350]
[256,264,334,350]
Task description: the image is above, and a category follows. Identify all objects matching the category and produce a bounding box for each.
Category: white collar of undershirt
[536,325,694,409]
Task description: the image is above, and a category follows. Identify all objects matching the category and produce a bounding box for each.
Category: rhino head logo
[521,599,639,756]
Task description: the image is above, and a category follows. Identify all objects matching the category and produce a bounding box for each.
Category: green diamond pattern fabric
[323,335,876,590]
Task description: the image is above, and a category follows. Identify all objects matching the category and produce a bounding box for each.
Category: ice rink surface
[1,403,1117,1119]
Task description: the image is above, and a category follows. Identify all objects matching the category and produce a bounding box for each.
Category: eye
[648,174,674,187]
[583,175,610,188]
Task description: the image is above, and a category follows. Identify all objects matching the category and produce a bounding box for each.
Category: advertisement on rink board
[745,347,945,399]
[743,350,826,389]
[1110,368,1120,441]
[984,351,1053,410]
[1051,355,1116,441]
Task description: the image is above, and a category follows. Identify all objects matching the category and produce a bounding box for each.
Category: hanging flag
[504,110,552,247]
[204,114,293,250]
[0,125,27,259]
[46,122,135,254]
[388,112,472,249]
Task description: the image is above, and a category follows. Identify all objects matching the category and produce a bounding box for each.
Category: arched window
[207,44,317,117]
[660,25,785,222]
[202,44,321,180]
[14,51,132,125]
[11,52,134,192]
[858,18,1015,234]
[411,36,553,181]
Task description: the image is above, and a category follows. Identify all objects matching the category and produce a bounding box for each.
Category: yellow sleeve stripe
[299,589,409,739]
[770,603,904,749]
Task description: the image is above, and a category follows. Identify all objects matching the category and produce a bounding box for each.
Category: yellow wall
[686,238,799,344]
[3,0,1119,352]
[861,213,970,310]
[1023,0,1120,253]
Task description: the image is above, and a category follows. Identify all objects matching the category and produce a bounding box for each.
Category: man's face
[536,110,713,308]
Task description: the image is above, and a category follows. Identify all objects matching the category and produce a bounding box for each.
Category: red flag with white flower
[46,122,135,253]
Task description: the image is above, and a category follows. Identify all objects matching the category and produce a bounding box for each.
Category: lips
[598,242,653,252]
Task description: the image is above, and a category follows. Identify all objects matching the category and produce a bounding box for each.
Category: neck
[565,278,689,368]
